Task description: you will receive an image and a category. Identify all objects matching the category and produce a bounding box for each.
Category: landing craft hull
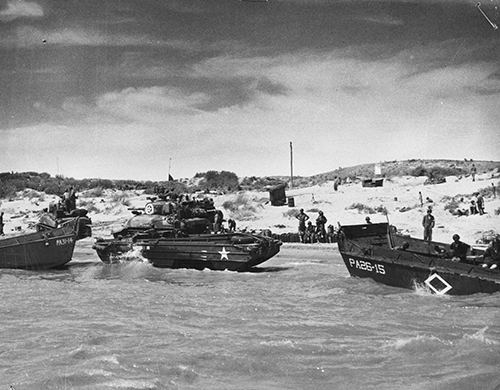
[0,219,83,269]
[94,233,282,271]
[341,253,500,295]
[338,223,500,295]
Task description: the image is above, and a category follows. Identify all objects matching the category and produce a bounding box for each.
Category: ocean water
[1,242,499,390]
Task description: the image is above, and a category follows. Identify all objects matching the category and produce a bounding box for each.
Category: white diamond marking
[424,273,452,295]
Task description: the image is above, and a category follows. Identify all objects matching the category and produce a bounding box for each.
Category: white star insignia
[218,247,230,260]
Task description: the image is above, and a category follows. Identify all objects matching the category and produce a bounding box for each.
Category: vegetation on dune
[0,172,161,199]
[347,203,388,215]
[194,170,239,192]
[240,176,287,191]
[221,194,259,221]
[282,209,299,219]
[76,199,100,214]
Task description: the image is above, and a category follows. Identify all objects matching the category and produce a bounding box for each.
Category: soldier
[422,208,435,241]
[365,216,372,224]
[326,225,336,243]
[63,188,71,212]
[315,211,327,242]
[0,211,4,236]
[482,235,500,270]
[449,234,470,262]
[213,209,224,233]
[469,200,477,215]
[304,221,316,243]
[471,163,477,182]
[476,193,485,215]
[68,187,78,211]
[333,177,339,191]
[296,209,309,243]
[228,218,236,232]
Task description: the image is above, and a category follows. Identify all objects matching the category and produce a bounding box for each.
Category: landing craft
[337,223,500,295]
[0,209,91,269]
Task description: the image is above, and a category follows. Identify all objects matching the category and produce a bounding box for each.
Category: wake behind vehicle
[93,196,282,271]
[337,222,500,295]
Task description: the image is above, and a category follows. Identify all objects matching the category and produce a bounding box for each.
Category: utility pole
[290,141,294,188]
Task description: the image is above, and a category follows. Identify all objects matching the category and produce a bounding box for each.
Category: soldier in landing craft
[449,234,470,263]
[422,208,435,241]
[482,235,500,270]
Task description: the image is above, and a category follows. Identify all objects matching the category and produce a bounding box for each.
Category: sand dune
[1,170,498,247]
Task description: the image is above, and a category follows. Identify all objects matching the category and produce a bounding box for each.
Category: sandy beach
[1,169,498,248]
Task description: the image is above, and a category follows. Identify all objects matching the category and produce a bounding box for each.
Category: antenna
[476,2,499,30]
[289,141,294,189]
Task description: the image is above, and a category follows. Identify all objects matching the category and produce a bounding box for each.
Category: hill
[261,159,499,189]
[311,159,500,182]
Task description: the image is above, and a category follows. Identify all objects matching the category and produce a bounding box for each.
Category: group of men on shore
[296,209,334,243]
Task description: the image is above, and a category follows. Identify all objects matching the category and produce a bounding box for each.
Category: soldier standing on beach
[422,208,435,241]
[470,200,477,215]
[333,177,340,192]
[471,164,477,182]
[305,221,316,243]
[418,191,423,207]
[476,192,485,215]
[315,211,327,242]
[296,209,309,243]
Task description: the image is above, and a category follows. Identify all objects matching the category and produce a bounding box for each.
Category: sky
[0,0,499,180]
